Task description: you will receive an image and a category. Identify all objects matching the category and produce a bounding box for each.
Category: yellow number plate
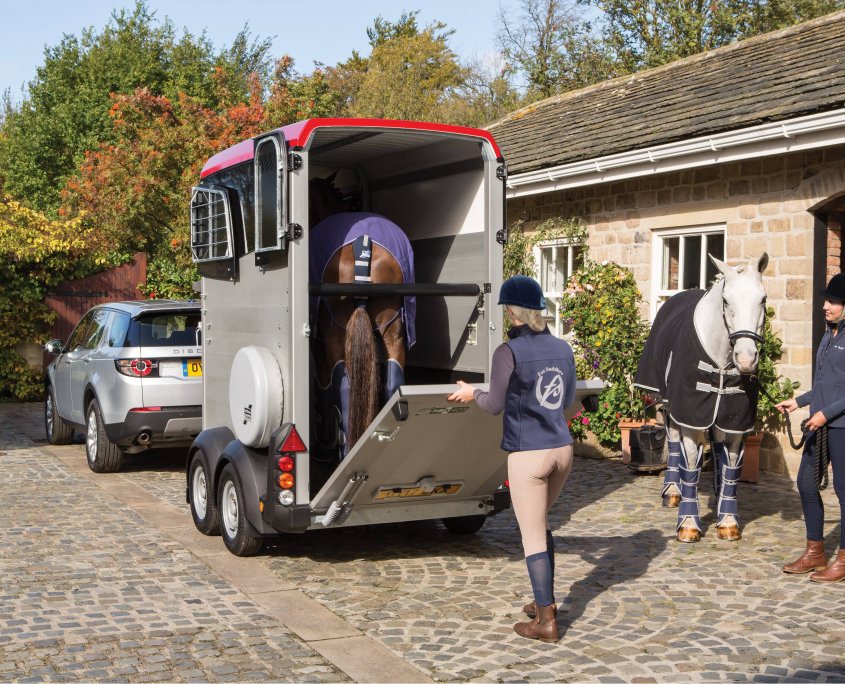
[374,484,462,500]
[183,359,203,377]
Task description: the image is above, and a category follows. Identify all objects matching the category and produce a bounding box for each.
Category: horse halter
[727,329,764,345]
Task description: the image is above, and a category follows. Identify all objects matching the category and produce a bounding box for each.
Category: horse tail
[345,306,380,449]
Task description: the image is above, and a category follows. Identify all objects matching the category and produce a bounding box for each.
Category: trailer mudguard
[185,426,236,504]
[219,439,277,535]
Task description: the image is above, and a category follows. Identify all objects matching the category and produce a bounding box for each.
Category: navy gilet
[502,324,576,452]
[805,319,845,428]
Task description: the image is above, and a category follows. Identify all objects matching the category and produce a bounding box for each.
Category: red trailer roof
[200,118,502,178]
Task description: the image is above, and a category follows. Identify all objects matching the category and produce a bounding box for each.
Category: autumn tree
[0,0,272,213]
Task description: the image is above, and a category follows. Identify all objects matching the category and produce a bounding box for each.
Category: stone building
[488,11,845,472]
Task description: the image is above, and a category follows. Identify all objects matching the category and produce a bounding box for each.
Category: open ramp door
[309,380,604,529]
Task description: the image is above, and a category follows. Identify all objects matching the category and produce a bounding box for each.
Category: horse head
[709,252,769,374]
[309,171,345,226]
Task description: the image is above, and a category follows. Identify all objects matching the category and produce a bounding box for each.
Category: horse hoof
[717,525,741,541]
[677,527,700,543]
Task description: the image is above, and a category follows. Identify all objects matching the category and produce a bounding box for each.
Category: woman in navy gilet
[449,275,576,642]
[776,272,845,582]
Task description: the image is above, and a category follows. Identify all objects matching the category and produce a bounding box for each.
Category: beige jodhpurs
[507,445,574,557]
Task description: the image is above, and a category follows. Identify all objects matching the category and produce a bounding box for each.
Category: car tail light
[116,359,159,377]
[277,472,294,489]
[129,407,162,412]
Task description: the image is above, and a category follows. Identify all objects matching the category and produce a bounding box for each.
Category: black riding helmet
[498,275,546,310]
[819,273,845,302]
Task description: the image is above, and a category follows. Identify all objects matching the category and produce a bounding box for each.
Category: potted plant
[741,307,799,482]
[558,260,652,451]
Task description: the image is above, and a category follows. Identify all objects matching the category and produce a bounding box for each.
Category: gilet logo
[535,368,564,409]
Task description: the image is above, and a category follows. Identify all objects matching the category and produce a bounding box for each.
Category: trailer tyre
[442,514,486,535]
[218,463,264,556]
[86,399,123,473]
[189,451,220,536]
[45,385,73,445]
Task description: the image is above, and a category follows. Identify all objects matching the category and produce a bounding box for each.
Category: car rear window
[123,312,202,347]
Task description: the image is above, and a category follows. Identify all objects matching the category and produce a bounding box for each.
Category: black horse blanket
[633,289,757,434]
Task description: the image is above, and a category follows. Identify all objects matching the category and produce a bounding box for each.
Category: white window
[534,239,585,338]
[650,225,725,319]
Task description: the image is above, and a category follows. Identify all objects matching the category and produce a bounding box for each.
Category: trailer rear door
[309,380,603,527]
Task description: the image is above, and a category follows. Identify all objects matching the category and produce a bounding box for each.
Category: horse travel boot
[809,549,845,583]
[513,605,560,642]
[782,540,827,574]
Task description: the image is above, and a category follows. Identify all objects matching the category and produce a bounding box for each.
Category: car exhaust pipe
[137,431,152,445]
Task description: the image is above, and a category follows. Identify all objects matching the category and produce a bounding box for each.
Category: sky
[0,0,518,100]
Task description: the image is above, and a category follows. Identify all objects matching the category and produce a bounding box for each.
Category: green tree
[590,0,845,69]
[0,1,272,213]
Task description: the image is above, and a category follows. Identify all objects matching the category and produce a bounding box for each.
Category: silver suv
[44,300,203,472]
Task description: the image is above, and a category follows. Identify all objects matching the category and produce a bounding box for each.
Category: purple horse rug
[309,212,416,348]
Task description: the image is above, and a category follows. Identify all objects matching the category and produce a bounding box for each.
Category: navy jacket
[797,318,845,428]
[501,325,576,452]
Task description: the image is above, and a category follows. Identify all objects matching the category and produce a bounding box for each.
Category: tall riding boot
[782,540,827,574]
[810,549,845,583]
[513,605,560,642]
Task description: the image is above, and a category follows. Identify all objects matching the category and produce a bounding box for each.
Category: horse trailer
[186,118,602,555]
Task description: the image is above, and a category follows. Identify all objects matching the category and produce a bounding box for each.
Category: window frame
[533,237,585,339]
[649,224,726,319]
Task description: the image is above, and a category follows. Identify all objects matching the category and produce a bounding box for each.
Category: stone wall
[508,144,845,475]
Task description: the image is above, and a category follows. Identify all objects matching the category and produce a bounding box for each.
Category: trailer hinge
[286,223,303,241]
[496,163,507,181]
[288,153,302,170]
[496,227,509,244]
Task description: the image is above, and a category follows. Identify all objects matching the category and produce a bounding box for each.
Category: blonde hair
[507,305,546,332]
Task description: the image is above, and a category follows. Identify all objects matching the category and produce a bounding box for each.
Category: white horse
[634,254,768,542]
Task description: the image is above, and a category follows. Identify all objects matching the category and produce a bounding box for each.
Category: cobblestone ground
[3,402,845,682]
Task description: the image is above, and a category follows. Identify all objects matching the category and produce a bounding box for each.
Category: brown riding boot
[522,600,558,619]
[514,604,560,642]
[810,549,845,583]
[782,540,827,574]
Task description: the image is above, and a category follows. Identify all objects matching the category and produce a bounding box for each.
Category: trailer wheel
[45,385,73,445]
[442,514,486,535]
[86,399,123,473]
[189,451,220,536]
[218,463,264,556]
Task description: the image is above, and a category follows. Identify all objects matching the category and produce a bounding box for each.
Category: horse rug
[309,212,416,348]
[633,289,757,433]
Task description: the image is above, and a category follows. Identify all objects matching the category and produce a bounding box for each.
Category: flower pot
[619,418,657,464]
[741,433,762,483]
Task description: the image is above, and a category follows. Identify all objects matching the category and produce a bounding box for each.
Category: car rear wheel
[218,463,263,556]
[86,399,123,473]
[45,386,73,445]
[442,514,486,535]
[189,451,220,535]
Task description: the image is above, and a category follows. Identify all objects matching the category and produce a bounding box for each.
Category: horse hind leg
[677,441,704,543]
[662,439,683,507]
[713,438,742,541]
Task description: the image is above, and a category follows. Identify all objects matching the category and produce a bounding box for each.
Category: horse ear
[708,253,729,275]
[756,252,769,274]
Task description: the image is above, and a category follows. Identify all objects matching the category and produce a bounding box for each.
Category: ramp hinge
[496,163,507,181]
[496,227,509,244]
[288,153,302,170]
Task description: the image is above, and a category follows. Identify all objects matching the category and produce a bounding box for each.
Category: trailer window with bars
[190,187,233,263]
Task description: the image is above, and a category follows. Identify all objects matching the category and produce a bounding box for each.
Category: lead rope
[752,375,829,491]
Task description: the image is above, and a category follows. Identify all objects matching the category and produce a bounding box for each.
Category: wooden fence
[45,252,147,345]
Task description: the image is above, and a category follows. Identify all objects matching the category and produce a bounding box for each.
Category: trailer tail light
[278,427,306,453]
[116,359,159,377]
[278,455,294,472]
[278,472,294,489]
